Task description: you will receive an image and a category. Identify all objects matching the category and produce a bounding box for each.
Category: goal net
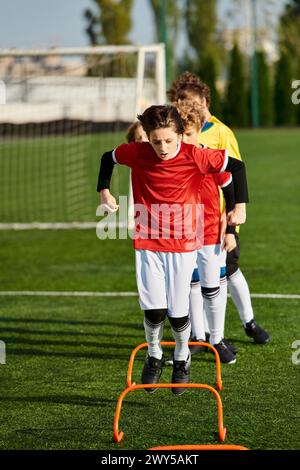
[0,45,166,229]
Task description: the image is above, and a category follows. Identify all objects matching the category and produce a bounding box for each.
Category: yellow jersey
[198,115,242,232]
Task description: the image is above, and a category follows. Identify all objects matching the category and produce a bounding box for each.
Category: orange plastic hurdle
[126,341,222,391]
[113,383,226,444]
[149,444,249,450]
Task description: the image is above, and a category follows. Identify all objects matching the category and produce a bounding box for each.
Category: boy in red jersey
[174,99,237,363]
[97,105,248,394]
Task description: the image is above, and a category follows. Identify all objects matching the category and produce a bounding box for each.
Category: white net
[0,45,166,228]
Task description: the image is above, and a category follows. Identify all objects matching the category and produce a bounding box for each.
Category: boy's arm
[97,150,119,211]
[220,181,237,252]
[224,156,248,226]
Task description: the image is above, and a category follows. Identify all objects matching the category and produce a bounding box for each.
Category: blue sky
[0,0,288,49]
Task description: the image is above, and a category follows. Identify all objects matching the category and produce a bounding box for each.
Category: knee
[201,286,220,299]
[168,315,189,331]
[144,308,167,326]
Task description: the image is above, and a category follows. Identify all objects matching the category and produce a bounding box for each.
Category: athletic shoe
[171,353,191,396]
[164,355,174,366]
[141,355,164,393]
[223,338,238,355]
[213,340,237,364]
[244,319,270,344]
[206,334,238,355]
[189,336,207,355]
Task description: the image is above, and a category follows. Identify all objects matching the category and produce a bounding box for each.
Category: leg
[189,267,206,343]
[144,309,167,360]
[226,236,270,344]
[165,251,196,394]
[198,245,236,364]
[135,250,168,392]
[197,245,223,346]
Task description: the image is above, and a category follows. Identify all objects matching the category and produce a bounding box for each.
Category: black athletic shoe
[141,355,164,394]
[189,336,207,355]
[213,340,237,364]
[171,353,191,396]
[244,319,270,344]
[223,338,238,355]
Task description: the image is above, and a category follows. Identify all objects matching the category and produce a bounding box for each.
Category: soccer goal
[0,45,166,229]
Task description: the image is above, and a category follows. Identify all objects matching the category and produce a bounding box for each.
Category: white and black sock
[202,287,223,346]
[143,318,164,359]
[228,269,254,326]
[219,275,228,338]
[189,282,205,340]
[169,316,191,361]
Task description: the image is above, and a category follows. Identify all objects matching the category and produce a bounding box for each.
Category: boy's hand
[221,234,237,252]
[100,189,119,213]
[227,203,246,226]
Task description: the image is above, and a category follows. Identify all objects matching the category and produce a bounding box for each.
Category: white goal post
[0,44,166,229]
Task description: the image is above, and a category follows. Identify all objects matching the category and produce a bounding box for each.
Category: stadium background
[0,0,299,451]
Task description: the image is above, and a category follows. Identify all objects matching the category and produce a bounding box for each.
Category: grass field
[0,128,300,450]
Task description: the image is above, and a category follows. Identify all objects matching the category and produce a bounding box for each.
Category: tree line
[84,0,300,127]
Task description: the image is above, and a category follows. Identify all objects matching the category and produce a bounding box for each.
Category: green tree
[185,0,222,116]
[274,49,296,126]
[197,54,221,117]
[84,0,133,45]
[256,50,273,126]
[224,43,249,128]
[278,0,300,124]
[279,0,300,62]
[148,0,181,84]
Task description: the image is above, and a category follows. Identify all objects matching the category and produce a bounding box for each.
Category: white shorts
[219,248,227,270]
[135,249,197,318]
[196,244,222,288]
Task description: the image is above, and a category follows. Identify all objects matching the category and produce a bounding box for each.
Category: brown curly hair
[173,99,206,131]
[167,71,211,107]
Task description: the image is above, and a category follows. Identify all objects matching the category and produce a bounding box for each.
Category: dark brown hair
[137,105,185,136]
[167,71,211,107]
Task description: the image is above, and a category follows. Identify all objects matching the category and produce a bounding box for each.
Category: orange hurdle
[149,444,249,450]
[113,383,226,443]
[126,341,222,391]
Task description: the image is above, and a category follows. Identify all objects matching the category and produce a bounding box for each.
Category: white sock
[203,305,209,336]
[219,276,228,338]
[189,282,205,340]
[228,268,254,325]
[143,318,164,359]
[171,320,191,361]
[203,290,223,345]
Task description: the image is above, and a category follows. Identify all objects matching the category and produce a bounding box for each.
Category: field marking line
[0,291,299,299]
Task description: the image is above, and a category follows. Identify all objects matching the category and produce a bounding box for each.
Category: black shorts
[226,234,240,277]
